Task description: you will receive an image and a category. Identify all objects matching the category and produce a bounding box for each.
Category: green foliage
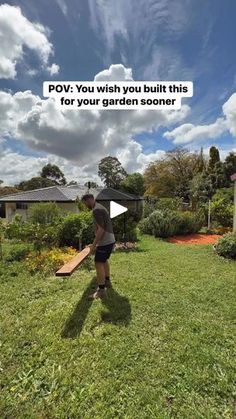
[156,197,182,212]
[0,218,5,260]
[98,156,127,188]
[215,233,236,259]
[112,213,138,242]
[28,202,62,225]
[143,197,182,218]
[139,210,204,238]
[208,146,220,172]
[16,176,57,191]
[139,210,180,238]
[121,173,145,196]
[5,215,59,252]
[58,212,93,249]
[175,211,205,235]
[211,188,234,227]
[41,163,66,185]
[6,244,31,262]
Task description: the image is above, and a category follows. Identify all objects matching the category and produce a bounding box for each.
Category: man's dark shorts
[95,243,115,263]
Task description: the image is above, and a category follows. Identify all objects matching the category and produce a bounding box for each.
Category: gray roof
[0,186,142,203]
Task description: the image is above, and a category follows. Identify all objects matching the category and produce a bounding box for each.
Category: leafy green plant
[139,210,179,238]
[58,212,93,249]
[6,244,31,262]
[139,210,204,238]
[215,232,236,259]
[176,211,205,235]
[28,202,62,225]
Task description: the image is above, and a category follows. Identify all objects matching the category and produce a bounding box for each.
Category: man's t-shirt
[93,202,115,246]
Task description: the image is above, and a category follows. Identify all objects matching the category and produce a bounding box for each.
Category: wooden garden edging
[56,247,90,277]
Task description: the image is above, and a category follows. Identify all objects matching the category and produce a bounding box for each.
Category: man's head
[81,193,96,210]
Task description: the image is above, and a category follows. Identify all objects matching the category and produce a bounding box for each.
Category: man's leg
[95,261,106,286]
[89,261,106,299]
[104,260,112,288]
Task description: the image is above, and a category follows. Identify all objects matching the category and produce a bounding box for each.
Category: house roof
[0,185,142,203]
[230,173,236,182]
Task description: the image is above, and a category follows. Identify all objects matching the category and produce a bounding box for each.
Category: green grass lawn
[0,236,236,418]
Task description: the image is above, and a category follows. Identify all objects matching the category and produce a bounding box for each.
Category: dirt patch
[168,234,221,245]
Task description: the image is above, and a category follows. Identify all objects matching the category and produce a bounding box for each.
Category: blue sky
[0,0,236,184]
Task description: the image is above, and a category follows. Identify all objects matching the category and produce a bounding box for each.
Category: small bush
[215,233,236,259]
[112,212,138,242]
[211,200,233,227]
[28,202,62,225]
[6,244,31,262]
[58,212,93,249]
[156,197,182,212]
[139,210,179,238]
[139,210,204,238]
[176,211,205,235]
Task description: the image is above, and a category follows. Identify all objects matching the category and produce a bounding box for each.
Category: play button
[110,201,128,218]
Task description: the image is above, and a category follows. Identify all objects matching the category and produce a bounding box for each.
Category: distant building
[0,185,143,221]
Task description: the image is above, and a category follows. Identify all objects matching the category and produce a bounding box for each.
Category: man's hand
[88,244,96,255]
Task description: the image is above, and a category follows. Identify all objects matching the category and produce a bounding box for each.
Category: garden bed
[168,233,221,245]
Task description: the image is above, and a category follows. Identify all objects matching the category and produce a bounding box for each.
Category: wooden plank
[56,247,90,277]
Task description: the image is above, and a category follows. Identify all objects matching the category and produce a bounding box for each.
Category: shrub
[176,211,205,235]
[58,212,93,249]
[6,244,31,262]
[5,214,24,240]
[215,233,236,259]
[139,210,204,238]
[112,213,138,242]
[211,200,233,227]
[28,202,62,225]
[5,216,60,251]
[139,210,180,238]
[155,197,182,212]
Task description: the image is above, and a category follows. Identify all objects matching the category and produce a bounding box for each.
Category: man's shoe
[105,279,112,289]
[89,288,106,300]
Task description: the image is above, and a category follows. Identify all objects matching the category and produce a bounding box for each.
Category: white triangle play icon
[110,201,128,218]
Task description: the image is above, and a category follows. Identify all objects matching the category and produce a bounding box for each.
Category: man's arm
[89,224,105,254]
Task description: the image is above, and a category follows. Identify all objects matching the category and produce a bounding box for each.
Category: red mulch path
[168,234,222,245]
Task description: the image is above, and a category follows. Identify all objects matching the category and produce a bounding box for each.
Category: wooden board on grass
[56,247,90,277]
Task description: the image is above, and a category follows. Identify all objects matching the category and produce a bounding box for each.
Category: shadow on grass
[61,278,131,338]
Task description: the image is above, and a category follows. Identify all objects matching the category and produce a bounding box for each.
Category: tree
[145,148,201,201]
[223,152,236,183]
[208,146,220,172]
[41,164,66,185]
[16,177,56,191]
[144,159,177,197]
[190,172,214,208]
[98,156,127,188]
[84,181,99,189]
[195,147,206,173]
[0,186,19,196]
[121,173,145,196]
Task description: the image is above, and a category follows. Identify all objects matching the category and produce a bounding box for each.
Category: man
[81,194,115,299]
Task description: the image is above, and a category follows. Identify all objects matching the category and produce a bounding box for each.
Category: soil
[168,234,221,245]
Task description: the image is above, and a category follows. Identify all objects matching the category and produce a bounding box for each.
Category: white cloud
[222,93,236,136]
[0,4,59,79]
[163,90,236,145]
[94,64,133,81]
[164,118,227,144]
[0,149,98,185]
[47,63,60,76]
